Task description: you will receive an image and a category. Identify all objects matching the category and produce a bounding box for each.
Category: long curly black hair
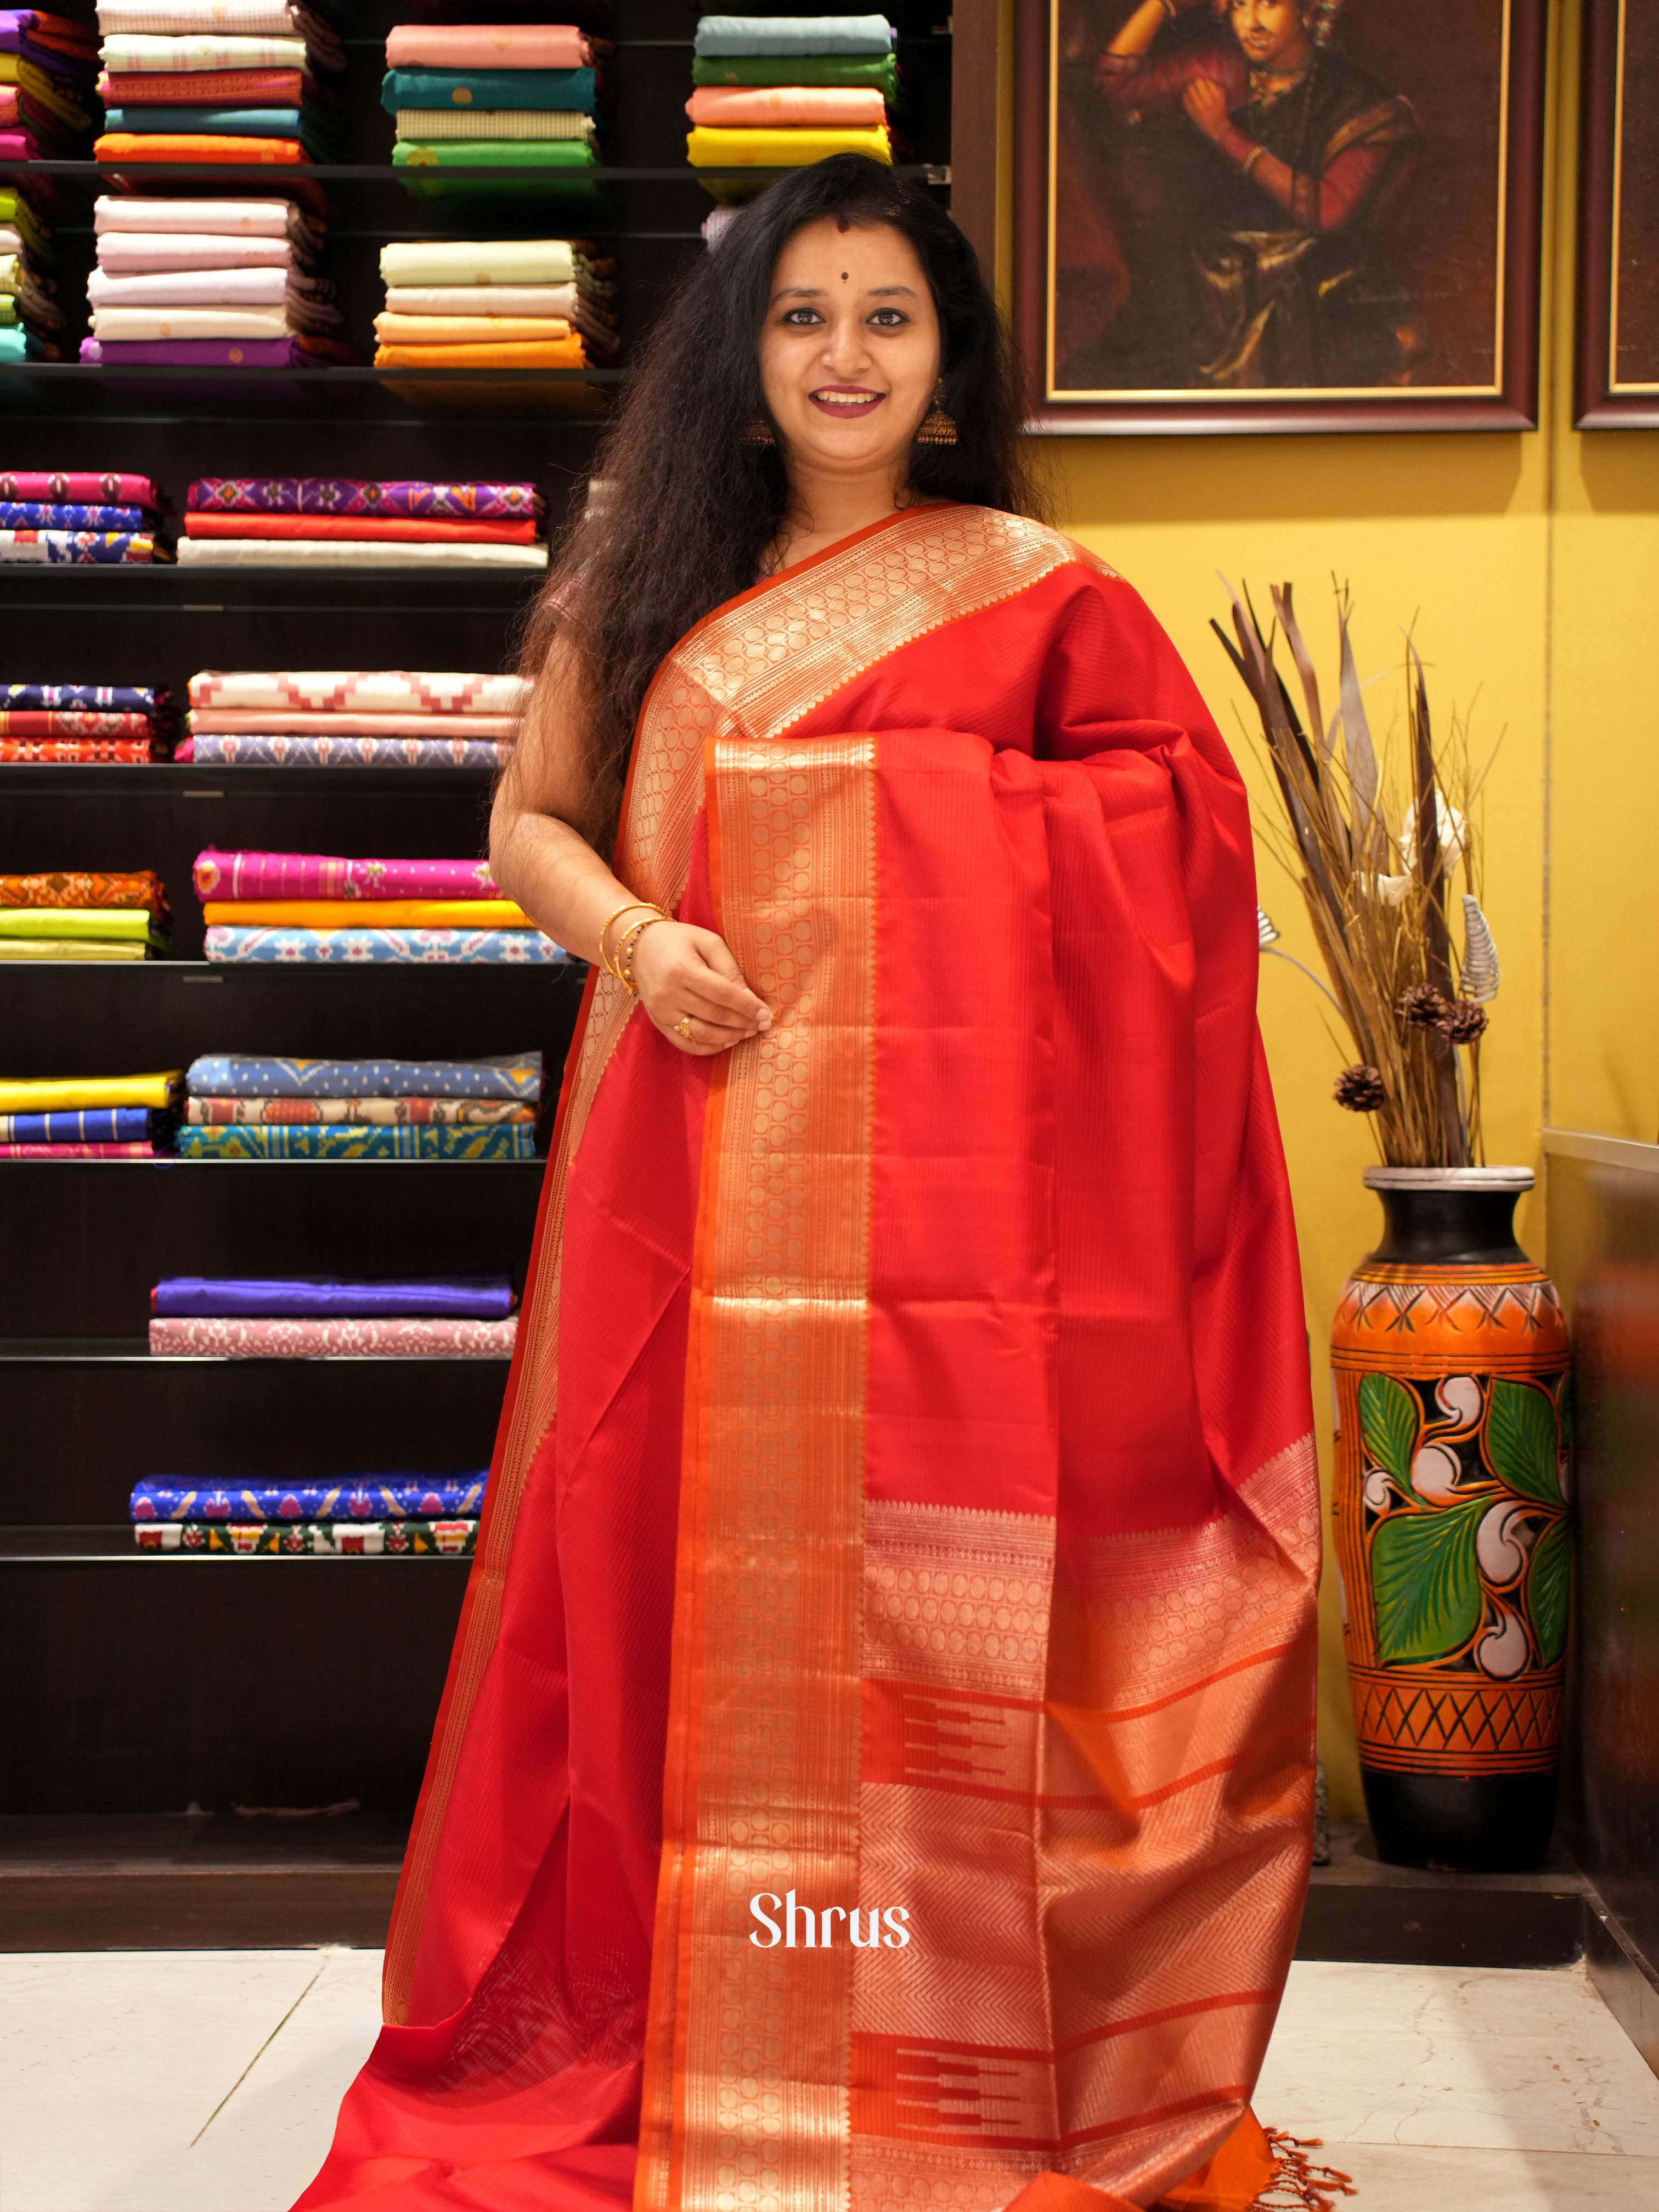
[518,153,1047,842]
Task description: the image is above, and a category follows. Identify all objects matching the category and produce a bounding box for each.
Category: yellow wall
[994,0,1659,1812]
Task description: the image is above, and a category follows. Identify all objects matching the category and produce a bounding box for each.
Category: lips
[809,387,885,417]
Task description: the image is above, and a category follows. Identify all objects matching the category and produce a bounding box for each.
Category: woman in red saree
[296,157,1335,2212]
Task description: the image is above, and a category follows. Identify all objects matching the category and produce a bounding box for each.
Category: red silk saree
[296,505,1325,2212]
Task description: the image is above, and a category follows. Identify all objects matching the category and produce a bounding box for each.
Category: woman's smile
[808,384,886,416]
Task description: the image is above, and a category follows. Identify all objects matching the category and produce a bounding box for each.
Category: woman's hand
[1182,75,1232,139]
[631,920,772,1056]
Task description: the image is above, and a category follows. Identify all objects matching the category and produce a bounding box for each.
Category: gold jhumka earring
[913,381,957,446]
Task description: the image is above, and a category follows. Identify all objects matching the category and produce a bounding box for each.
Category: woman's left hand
[1182,76,1232,140]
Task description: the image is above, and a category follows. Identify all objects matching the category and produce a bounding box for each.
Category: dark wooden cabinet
[0,0,966,1945]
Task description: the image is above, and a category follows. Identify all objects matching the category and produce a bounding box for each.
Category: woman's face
[758,216,942,483]
[1227,0,1313,72]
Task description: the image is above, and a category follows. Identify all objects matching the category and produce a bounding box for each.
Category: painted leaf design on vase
[1372,1492,1486,1664]
[1358,1370,1420,1502]
[1527,1517,1571,1664]
[1486,1376,1562,1506]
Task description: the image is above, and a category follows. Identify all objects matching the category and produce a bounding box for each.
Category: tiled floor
[1,1953,1655,2209]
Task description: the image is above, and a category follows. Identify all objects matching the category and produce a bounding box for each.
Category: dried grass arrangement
[1216,581,1499,1168]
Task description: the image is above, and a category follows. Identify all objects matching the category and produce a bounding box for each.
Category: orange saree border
[382,504,1082,2025]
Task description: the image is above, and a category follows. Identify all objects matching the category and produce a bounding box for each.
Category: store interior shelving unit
[0,0,976,1945]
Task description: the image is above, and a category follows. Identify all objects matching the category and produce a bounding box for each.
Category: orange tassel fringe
[1252,2131,1357,2211]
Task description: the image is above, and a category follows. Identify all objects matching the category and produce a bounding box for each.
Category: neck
[776,460,911,566]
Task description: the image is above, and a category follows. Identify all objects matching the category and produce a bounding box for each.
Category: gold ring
[675,1015,695,1040]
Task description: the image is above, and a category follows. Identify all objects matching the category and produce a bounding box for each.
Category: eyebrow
[769,283,921,303]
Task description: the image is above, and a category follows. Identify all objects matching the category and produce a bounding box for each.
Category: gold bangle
[597,898,662,978]
[614,911,669,997]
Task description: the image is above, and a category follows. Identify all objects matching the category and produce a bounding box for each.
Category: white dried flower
[1398,792,1467,879]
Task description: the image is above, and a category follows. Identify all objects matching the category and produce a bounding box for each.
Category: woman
[296,155,1328,2212]
[1093,0,1421,387]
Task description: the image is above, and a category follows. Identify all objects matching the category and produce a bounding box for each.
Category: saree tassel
[1253,2131,1358,2211]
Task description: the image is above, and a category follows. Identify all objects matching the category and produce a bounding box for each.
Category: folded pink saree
[383,23,591,69]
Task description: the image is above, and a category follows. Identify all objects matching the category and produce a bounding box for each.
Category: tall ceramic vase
[1331,1167,1572,1871]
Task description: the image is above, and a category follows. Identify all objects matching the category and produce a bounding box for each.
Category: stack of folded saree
[0,866,170,958]
[0,470,166,563]
[148,1272,521,1355]
[1,676,174,757]
[82,192,357,367]
[195,842,561,965]
[93,0,346,170]
[375,234,617,372]
[0,181,62,359]
[1,9,98,155]
[178,1047,541,1159]
[176,667,526,766]
[132,1466,489,1553]
[0,1066,178,1156]
[384,22,602,202]
[176,475,550,567]
[688,13,895,194]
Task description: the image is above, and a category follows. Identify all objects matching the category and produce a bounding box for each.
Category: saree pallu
[0,736,163,757]
[0,684,164,710]
[0,505,150,532]
[0,1107,155,1141]
[0,707,154,735]
[298,506,1320,2212]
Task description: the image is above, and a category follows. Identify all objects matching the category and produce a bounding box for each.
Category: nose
[821,308,873,380]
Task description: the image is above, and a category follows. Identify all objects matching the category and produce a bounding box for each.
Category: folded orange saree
[373,337,589,369]
[372,312,575,347]
[203,898,529,929]
[297,505,1331,2212]
[95,132,307,163]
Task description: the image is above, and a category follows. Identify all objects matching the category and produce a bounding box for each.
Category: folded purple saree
[185,475,543,520]
[81,336,356,365]
[151,1273,515,1318]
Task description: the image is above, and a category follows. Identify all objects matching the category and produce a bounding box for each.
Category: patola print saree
[297,506,1329,2212]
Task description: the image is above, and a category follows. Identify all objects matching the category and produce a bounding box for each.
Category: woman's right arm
[489,630,770,1056]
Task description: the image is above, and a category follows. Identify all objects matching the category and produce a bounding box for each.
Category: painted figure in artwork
[1063,0,1422,391]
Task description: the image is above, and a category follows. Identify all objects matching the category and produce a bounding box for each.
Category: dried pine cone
[1441,1000,1489,1045]
[1399,983,1450,1029]
[1334,1063,1387,1112]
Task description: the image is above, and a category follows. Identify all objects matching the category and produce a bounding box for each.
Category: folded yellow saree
[685,122,890,166]
[0,907,157,941]
[0,1071,181,1110]
[0,939,149,961]
[202,898,531,929]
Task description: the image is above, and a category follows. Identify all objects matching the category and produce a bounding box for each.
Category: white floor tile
[1258,1961,1659,2158]
[1331,2143,1659,2210]
[0,1949,341,2212]
[3,1950,1658,2209]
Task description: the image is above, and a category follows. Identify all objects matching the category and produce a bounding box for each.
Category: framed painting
[1577,0,1659,425]
[1013,0,1548,433]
